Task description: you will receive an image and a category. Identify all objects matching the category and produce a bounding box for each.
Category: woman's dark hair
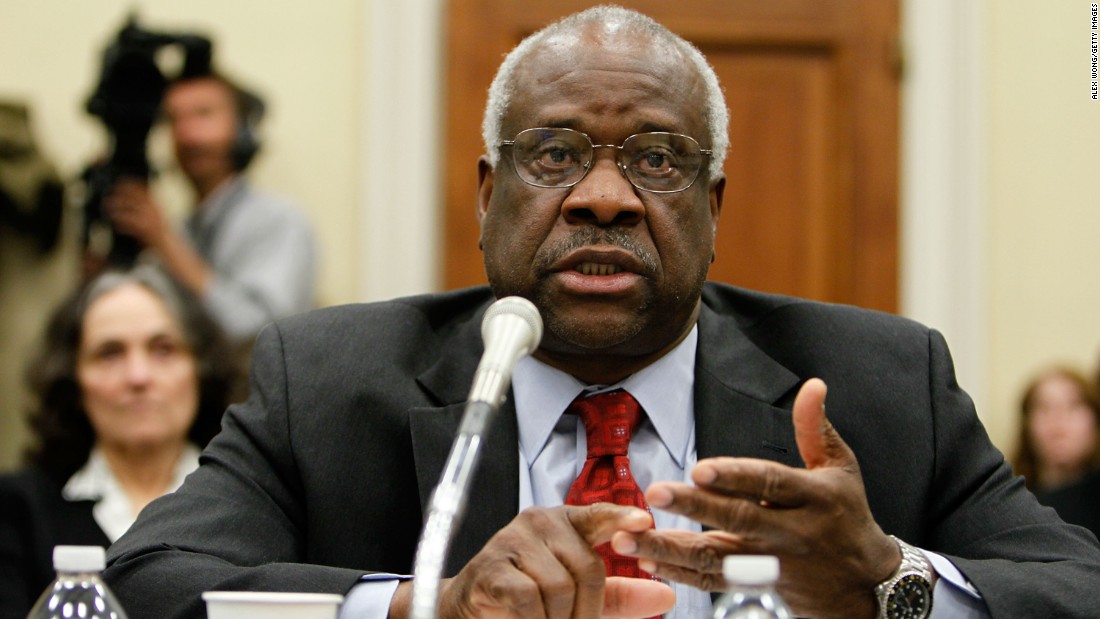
[1011,365,1100,491]
[22,265,238,483]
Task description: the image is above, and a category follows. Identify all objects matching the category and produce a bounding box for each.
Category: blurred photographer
[100,71,316,347]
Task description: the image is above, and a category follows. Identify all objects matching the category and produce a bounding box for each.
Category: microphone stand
[409,309,531,619]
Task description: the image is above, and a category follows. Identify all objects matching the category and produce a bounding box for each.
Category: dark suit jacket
[105,284,1100,618]
[0,467,111,619]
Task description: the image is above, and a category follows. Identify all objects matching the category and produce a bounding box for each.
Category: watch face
[886,574,932,619]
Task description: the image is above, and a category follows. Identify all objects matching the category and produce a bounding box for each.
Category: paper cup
[202,591,344,619]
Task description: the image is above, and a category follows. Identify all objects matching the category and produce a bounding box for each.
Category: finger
[602,577,675,619]
[636,560,727,594]
[686,457,815,507]
[530,552,584,619]
[646,479,822,551]
[501,505,649,619]
[611,529,741,591]
[517,507,613,619]
[455,508,596,619]
[791,378,855,470]
[561,504,652,618]
[646,481,757,532]
[106,181,143,203]
[545,521,607,619]
[102,192,137,221]
[565,503,653,548]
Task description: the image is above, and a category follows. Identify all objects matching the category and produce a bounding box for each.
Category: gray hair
[81,263,188,326]
[481,5,729,179]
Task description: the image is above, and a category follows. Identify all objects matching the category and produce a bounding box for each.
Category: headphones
[229,83,264,171]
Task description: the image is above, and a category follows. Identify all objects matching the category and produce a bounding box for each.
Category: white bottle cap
[723,555,780,585]
[53,545,106,572]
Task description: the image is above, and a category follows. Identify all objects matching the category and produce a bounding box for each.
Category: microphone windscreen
[481,296,543,355]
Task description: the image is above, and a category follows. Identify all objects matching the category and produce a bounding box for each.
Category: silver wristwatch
[874,535,934,619]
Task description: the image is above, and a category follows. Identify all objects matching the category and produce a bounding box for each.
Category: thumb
[792,378,854,470]
[602,577,675,619]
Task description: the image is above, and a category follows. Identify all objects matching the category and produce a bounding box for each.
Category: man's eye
[644,153,670,170]
[534,142,580,168]
[547,148,569,164]
[634,149,677,173]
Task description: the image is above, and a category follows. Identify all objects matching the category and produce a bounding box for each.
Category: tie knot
[568,390,642,457]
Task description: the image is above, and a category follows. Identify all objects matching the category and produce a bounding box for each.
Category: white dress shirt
[62,444,200,542]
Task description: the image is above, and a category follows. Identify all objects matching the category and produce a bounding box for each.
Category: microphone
[460,296,544,435]
[410,296,543,619]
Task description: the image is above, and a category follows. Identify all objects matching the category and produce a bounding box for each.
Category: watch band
[874,535,934,619]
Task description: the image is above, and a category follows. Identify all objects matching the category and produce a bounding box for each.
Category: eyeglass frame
[497,127,714,194]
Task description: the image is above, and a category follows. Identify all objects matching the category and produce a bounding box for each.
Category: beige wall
[985,1,1100,453]
[0,1,363,468]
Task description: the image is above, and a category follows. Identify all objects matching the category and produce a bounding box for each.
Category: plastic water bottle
[712,555,792,619]
[26,545,129,619]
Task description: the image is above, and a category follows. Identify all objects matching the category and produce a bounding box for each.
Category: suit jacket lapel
[694,302,804,467]
[408,301,521,576]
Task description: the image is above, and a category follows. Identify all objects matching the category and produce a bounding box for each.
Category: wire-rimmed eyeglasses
[498,127,712,194]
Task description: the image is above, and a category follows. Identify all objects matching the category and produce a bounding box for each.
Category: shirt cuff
[338,574,408,619]
[921,549,991,618]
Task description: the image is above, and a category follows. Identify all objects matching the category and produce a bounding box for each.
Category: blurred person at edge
[99,72,316,349]
[1011,366,1100,539]
[0,265,237,618]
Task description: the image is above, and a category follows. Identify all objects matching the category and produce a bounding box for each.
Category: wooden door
[442,0,900,313]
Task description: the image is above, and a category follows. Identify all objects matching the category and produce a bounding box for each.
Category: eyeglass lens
[506,127,707,193]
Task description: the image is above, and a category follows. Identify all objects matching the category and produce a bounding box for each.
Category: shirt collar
[63,444,202,542]
[512,325,697,468]
[192,175,245,223]
[62,443,202,502]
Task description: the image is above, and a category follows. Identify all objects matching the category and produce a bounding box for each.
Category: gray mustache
[536,227,658,275]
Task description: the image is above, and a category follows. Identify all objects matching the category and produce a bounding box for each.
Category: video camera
[82,15,212,268]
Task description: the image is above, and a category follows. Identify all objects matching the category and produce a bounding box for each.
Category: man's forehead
[165,78,233,107]
[505,35,706,139]
[523,102,691,138]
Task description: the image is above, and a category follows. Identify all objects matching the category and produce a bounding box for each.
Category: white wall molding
[359,1,443,301]
[899,0,988,419]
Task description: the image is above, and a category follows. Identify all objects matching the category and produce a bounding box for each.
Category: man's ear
[476,156,495,250]
[477,155,495,225]
[709,174,726,242]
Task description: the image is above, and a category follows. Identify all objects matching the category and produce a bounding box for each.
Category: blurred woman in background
[1012,365,1100,539]
[0,265,237,617]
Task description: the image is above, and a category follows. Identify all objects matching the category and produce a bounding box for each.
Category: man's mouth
[575,262,624,276]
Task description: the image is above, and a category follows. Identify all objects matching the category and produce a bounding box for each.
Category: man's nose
[560,156,645,226]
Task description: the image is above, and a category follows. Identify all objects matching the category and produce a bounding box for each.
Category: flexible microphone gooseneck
[409,296,543,619]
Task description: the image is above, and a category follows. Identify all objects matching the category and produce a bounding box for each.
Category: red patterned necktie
[564,389,658,582]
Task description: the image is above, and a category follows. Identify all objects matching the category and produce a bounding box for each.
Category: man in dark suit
[105,6,1100,619]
